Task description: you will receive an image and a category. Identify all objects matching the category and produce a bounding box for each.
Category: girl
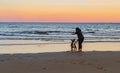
[75,27,84,52]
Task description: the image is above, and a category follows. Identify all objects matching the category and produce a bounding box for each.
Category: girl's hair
[76,27,81,32]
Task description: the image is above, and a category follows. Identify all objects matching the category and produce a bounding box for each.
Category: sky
[0,0,120,22]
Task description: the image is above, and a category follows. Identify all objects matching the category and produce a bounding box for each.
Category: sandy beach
[0,40,120,73]
[1,0,120,72]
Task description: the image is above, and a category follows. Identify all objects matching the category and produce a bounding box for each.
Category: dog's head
[71,39,76,42]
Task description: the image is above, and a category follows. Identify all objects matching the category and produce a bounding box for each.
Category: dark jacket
[75,30,84,40]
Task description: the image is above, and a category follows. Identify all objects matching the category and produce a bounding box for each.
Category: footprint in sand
[96,65,104,70]
[95,65,107,72]
[79,60,86,64]
[42,67,47,70]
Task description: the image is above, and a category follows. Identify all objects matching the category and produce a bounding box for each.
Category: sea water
[0,22,120,42]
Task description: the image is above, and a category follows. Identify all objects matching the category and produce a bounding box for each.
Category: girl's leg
[78,40,82,52]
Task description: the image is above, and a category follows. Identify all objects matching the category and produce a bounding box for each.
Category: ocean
[0,22,120,42]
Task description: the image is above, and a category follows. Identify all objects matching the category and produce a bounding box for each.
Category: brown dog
[71,39,77,52]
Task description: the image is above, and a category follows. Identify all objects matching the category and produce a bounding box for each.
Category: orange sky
[0,0,120,22]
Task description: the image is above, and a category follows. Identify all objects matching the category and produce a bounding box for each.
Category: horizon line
[0,21,120,23]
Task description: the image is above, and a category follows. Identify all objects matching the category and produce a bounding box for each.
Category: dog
[71,39,77,52]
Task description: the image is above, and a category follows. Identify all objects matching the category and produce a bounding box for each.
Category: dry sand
[0,40,120,73]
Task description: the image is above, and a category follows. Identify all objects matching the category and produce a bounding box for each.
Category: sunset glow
[0,0,120,22]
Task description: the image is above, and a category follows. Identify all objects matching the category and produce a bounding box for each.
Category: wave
[0,23,120,42]
[84,31,95,34]
[0,31,74,36]
[93,31,120,36]
[1,30,120,37]
[17,31,48,35]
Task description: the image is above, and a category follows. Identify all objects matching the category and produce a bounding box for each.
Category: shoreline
[0,40,119,54]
